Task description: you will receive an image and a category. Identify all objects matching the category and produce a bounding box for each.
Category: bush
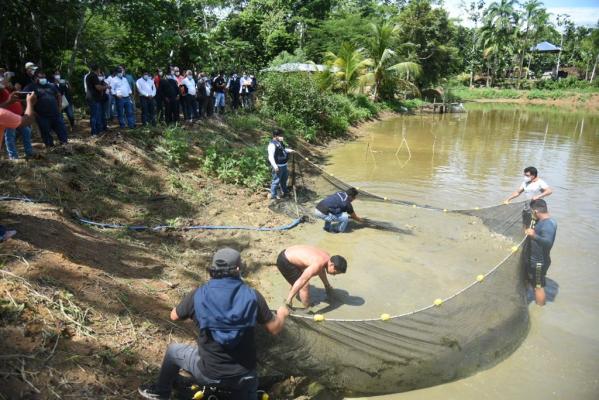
[259,72,379,141]
[159,125,190,166]
[202,145,270,189]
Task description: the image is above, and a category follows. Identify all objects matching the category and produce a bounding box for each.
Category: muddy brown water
[263,104,599,398]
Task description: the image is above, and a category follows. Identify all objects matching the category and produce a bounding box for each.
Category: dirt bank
[468,93,599,111]
[0,114,338,399]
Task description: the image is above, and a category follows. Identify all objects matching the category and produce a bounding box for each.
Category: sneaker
[138,383,169,400]
[1,230,17,242]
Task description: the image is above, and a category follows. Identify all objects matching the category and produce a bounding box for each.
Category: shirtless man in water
[276,245,347,308]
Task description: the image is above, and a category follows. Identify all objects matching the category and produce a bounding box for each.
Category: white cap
[25,62,38,70]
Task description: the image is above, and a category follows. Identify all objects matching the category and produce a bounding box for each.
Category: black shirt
[85,72,105,102]
[24,82,60,117]
[175,285,274,379]
[159,77,179,100]
[213,76,226,93]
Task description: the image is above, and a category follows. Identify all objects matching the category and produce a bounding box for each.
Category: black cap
[209,248,242,278]
[272,129,283,137]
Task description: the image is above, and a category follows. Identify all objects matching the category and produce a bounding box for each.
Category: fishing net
[260,153,530,395]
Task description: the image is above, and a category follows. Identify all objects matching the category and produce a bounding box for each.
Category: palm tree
[323,42,372,95]
[364,21,421,101]
[516,0,545,88]
[481,0,519,84]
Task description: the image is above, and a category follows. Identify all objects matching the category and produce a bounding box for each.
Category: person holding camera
[138,248,289,400]
[0,74,34,159]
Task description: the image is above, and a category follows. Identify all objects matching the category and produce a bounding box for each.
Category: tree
[323,42,372,94]
[480,0,518,84]
[364,21,421,100]
[396,0,458,86]
[516,0,545,88]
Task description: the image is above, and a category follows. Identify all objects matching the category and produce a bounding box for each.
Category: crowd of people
[0,62,258,158]
[84,64,258,135]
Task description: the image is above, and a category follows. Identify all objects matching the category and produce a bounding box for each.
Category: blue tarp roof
[531,41,562,52]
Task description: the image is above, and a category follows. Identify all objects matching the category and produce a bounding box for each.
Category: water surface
[318,104,599,399]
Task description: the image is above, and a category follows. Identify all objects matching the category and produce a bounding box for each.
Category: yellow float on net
[511,246,519,253]
[383,197,388,201]
[412,204,417,208]
[433,298,443,306]
[191,385,200,391]
[475,207,480,210]
[356,187,360,190]
[443,209,448,212]
[380,313,391,321]
[314,314,325,322]
[261,393,270,400]
[193,391,204,400]
[476,274,485,282]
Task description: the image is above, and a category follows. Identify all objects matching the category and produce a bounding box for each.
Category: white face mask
[54,75,60,81]
[99,76,105,81]
[524,176,532,183]
[117,73,123,78]
[143,75,150,80]
[39,78,48,85]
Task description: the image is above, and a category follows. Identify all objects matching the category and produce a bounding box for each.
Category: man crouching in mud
[138,248,289,400]
[276,245,347,308]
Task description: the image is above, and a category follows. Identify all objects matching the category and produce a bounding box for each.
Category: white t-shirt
[520,178,549,207]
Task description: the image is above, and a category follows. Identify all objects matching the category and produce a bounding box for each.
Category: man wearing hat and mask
[138,248,289,400]
[20,62,38,88]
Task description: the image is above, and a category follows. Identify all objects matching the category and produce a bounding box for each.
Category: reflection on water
[317,104,599,399]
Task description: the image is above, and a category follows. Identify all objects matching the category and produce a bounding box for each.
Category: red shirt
[0,89,24,116]
[153,75,161,88]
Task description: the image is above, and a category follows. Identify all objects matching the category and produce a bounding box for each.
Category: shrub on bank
[259,72,380,142]
[202,145,271,189]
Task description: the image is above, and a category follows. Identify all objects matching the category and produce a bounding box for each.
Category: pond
[316,103,599,399]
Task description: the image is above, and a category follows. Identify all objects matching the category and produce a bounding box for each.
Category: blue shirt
[530,218,557,266]
[316,191,355,215]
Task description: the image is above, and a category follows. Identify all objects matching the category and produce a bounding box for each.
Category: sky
[443,0,599,28]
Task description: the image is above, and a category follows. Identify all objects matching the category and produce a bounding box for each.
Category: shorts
[527,262,550,288]
[276,250,302,285]
[522,209,532,227]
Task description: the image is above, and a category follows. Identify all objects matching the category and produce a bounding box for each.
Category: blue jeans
[89,99,104,135]
[4,126,33,159]
[63,103,75,127]
[36,114,68,146]
[140,96,156,126]
[270,164,289,197]
[156,343,258,400]
[314,208,350,233]
[116,96,135,128]
[214,92,225,108]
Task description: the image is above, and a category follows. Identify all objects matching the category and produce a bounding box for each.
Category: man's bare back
[284,245,330,271]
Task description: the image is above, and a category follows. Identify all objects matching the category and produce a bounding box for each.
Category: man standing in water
[314,187,365,233]
[525,199,557,306]
[276,245,347,308]
[505,166,553,227]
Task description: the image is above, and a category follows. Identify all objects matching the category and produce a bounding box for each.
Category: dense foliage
[2,0,597,98]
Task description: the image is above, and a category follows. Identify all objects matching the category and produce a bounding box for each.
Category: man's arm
[263,306,289,335]
[350,211,364,223]
[19,92,37,127]
[532,186,552,201]
[505,187,524,203]
[267,142,278,171]
[286,265,319,305]
[526,223,555,248]
[318,269,332,292]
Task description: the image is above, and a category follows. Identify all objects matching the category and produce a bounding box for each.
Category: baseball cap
[25,62,38,70]
[211,248,242,272]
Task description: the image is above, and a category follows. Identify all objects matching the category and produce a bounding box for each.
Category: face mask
[117,73,123,78]
[187,74,192,78]
[175,71,180,76]
[54,75,60,81]
[524,176,532,183]
[39,78,47,85]
[99,76,105,81]
[144,75,150,80]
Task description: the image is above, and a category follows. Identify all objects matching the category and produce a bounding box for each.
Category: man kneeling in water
[276,245,347,308]
[525,199,557,306]
[138,248,289,400]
